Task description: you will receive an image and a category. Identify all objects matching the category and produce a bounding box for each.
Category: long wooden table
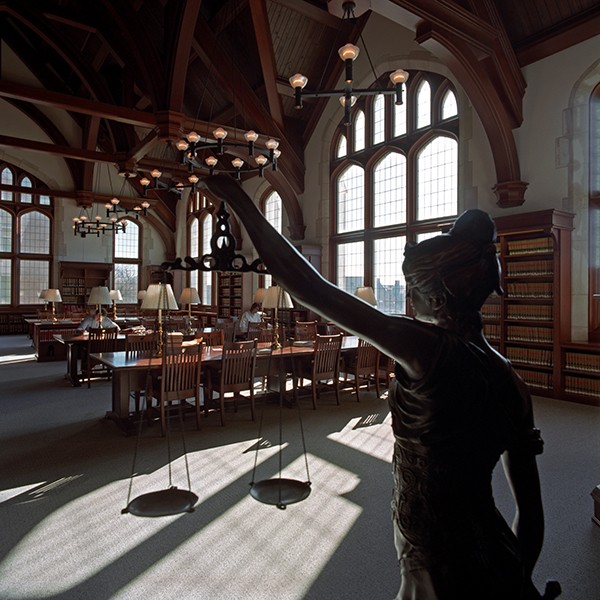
[54,332,127,386]
[91,336,359,433]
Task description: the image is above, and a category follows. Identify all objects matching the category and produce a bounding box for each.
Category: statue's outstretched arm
[200,176,439,380]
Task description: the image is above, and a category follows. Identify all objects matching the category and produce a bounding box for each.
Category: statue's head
[403,209,502,322]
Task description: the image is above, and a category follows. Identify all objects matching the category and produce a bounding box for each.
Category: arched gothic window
[330,71,459,314]
[113,219,140,304]
[0,163,53,305]
[187,193,214,304]
[261,190,282,288]
[589,82,600,341]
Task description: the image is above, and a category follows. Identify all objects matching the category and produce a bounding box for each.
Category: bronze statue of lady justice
[172,176,559,599]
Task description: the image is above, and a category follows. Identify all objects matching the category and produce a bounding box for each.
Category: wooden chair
[198,329,224,347]
[125,333,157,411]
[346,338,381,401]
[246,321,263,340]
[84,327,119,387]
[295,334,343,409]
[293,320,318,341]
[206,339,257,426]
[148,344,203,436]
[216,320,237,344]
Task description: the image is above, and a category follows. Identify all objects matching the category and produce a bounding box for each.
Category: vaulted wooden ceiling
[0,0,598,233]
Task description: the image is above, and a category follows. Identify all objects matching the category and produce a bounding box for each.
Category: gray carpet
[0,335,599,599]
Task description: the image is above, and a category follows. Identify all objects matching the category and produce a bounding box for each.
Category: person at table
[77,308,120,331]
[238,303,262,336]
[199,176,550,600]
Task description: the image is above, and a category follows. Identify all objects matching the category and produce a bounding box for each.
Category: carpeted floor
[0,334,599,599]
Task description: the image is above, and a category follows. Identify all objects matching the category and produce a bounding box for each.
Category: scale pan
[250,478,311,509]
[123,488,198,517]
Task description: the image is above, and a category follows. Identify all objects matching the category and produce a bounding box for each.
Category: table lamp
[109,289,123,319]
[179,287,200,334]
[262,285,294,349]
[141,283,179,356]
[44,289,62,321]
[354,286,377,306]
[137,289,146,308]
[39,289,49,310]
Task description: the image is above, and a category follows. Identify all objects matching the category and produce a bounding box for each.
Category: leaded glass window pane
[19,259,49,304]
[0,259,11,304]
[190,218,199,258]
[416,80,431,128]
[1,168,13,202]
[0,208,12,252]
[374,236,406,314]
[20,177,33,203]
[393,84,407,137]
[354,110,365,152]
[441,90,458,119]
[337,165,364,233]
[374,152,406,227]
[265,192,282,233]
[114,263,138,303]
[337,135,347,158]
[19,211,49,254]
[373,94,385,145]
[417,136,458,220]
[114,220,139,258]
[201,214,212,304]
[336,241,364,295]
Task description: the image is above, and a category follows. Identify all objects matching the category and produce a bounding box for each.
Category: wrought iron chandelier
[105,172,150,219]
[288,0,409,126]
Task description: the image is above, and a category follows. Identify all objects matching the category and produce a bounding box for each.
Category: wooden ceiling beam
[249,0,285,130]
[192,17,305,194]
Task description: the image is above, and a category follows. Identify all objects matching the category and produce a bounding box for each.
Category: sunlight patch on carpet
[327,412,393,462]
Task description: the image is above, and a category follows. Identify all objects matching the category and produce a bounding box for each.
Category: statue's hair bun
[448,209,497,246]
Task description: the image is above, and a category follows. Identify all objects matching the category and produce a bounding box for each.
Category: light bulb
[289,73,308,89]
[213,127,227,140]
[390,69,409,84]
[338,43,359,61]
[232,158,244,169]
[176,139,189,151]
[244,130,258,142]
[186,131,200,143]
[151,168,162,179]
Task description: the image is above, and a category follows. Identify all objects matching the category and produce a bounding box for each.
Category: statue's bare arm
[201,176,440,380]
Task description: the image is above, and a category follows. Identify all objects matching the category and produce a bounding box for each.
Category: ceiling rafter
[249,0,285,130]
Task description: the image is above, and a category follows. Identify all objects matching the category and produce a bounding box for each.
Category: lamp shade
[137,290,147,300]
[141,283,179,310]
[88,286,112,306]
[253,287,267,304]
[109,289,123,302]
[179,287,200,306]
[39,289,49,300]
[354,286,377,306]
[262,286,294,309]
[44,289,62,303]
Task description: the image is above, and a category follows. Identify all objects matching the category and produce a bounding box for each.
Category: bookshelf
[59,262,112,308]
[482,209,574,399]
[217,273,244,319]
[561,343,600,405]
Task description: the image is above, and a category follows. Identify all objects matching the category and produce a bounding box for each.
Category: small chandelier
[288,0,409,126]
[105,173,150,219]
[72,209,127,237]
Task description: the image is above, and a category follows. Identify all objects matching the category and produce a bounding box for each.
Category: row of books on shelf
[483,323,500,340]
[0,314,28,334]
[506,346,553,367]
[62,287,88,295]
[506,304,552,321]
[515,368,552,390]
[564,352,600,374]
[481,303,501,319]
[507,325,553,344]
[505,260,553,277]
[506,238,553,256]
[505,282,553,298]
[564,376,600,399]
[61,277,85,286]
[219,275,243,285]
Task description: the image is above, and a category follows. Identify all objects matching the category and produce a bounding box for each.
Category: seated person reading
[77,308,120,331]
[238,303,262,335]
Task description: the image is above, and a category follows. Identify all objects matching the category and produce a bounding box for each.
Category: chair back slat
[161,344,203,402]
[125,333,156,358]
[313,334,342,379]
[356,339,379,371]
[221,340,257,392]
[199,329,224,347]
[88,327,119,353]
